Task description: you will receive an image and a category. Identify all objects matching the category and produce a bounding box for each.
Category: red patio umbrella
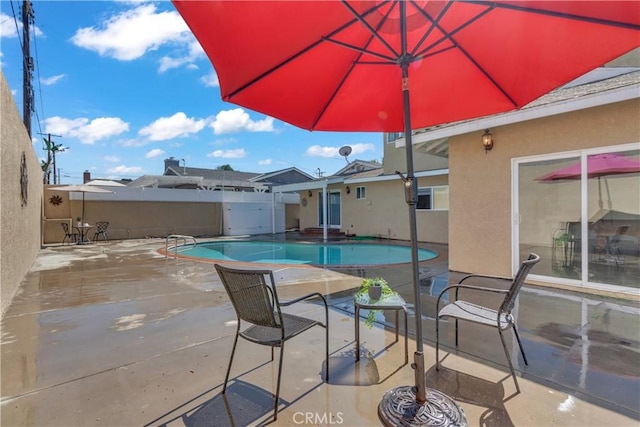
[537,152,640,210]
[171,1,640,424]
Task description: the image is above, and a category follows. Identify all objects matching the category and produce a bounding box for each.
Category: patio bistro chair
[435,253,540,393]
[92,221,109,241]
[61,222,79,244]
[214,264,329,421]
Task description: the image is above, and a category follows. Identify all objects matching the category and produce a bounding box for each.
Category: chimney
[83,170,91,184]
[164,157,180,173]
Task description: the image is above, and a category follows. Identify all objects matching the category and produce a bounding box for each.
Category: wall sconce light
[345,186,351,194]
[482,129,494,152]
[308,190,313,197]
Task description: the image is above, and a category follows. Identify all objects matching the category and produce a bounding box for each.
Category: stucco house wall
[448,99,640,277]
[1,72,43,317]
[42,186,223,242]
[383,144,449,175]
[298,175,449,243]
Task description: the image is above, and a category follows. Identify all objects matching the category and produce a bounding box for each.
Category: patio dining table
[74,224,93,245]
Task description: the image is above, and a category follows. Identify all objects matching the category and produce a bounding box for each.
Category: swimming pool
[176,241,437,266]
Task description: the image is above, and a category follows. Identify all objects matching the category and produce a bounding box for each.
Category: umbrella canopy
[172,1,639,133]
[172,1,639,423]
[51,184,114,226]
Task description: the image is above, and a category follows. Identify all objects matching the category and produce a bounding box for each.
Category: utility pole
[40,133,64,184]
[22,0,34,138]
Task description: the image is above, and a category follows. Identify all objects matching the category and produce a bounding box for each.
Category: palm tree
[42,136,67,184]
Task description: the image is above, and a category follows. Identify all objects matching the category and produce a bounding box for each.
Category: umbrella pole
[378,7,465,424]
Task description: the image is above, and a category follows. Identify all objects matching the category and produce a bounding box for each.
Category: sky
[0,1,383,184]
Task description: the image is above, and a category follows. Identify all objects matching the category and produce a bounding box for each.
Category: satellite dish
[339,145,352,163]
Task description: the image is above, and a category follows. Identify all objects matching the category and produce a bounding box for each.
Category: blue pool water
[178,241,437,266]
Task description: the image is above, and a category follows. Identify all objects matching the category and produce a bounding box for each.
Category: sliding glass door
[318,190,341,228]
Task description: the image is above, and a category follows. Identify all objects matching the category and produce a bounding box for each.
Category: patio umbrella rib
[312,5,400,130]
[408,0,454,59]
[411,4,518,108]
[469,0,640,30]
[321,36,396,64]
[224,7,384,101]
[341,0,400,59]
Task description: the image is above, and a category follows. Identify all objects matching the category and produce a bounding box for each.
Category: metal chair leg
[435,315,440,371]
[512,325,528,365]
[498,328,520,393]
[455,318,459,347]
[223,328,240,394]
[325,319,329,382]
[274,340,285,421]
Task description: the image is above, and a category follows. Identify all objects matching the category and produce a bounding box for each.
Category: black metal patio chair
[214,264,329,421]
[435,253,540,393]
[92,221,110,241]
[60,222,79,244]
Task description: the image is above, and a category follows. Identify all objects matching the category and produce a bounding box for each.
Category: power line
[31,1,46,138]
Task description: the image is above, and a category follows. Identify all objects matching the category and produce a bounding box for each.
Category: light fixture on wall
[308,190,313,197]
[345,186,351,194]
[482,129,494,152]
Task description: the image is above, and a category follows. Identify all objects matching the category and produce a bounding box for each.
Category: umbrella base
[378,385,466,426]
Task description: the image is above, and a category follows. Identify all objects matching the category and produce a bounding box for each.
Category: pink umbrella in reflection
[537,153,640,209]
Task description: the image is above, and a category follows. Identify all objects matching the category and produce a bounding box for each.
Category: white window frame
[416,185,449,211]
[356,186,366,200]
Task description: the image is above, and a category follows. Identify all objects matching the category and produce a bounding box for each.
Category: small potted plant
[355,277,397,327]
[76,216,82,227]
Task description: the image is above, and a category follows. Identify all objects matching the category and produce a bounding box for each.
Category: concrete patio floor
[1,236,638,426]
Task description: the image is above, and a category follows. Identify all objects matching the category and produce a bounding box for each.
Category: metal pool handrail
[166,235,197,258]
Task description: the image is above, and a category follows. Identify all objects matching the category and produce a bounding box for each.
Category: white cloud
[0,13,17,38]
[44,116,129,144]
[207,149,246,159]
[350,143,376,155]
[306,142,375,158]
[104,155,120,162]
[118,138,148,147]
[106,165,143,175]
[70,4,190,61]
[40,74,65,86]
[213,137,237,146]
[145,148,165,159]
[201,71,219,88]
[210,108,275,135]
[306,145,339,158]
[159,40,205,73]
[258,159,272,166]
[139,112,205,141]
[0,12,42,38]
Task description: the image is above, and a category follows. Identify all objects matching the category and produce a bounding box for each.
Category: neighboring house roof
[126,174,269,190]
[250,167,315,182]
[86,179,126,187]
[132,161,315,191]
[332,160,383,176]
[165,166,260,182]
[344,167,385,180]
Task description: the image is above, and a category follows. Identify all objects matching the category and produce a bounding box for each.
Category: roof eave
[396,84,639,147]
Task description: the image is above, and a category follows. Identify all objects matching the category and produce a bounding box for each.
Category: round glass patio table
[354,292,408,365]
